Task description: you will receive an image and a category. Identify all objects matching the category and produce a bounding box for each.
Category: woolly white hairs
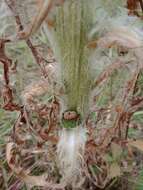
[97,25,143,71]
[89,0,142,40]
[88,0,143,84]
[0,0,12,18]
[0,0,15,37]
[57,126,87,185]
[98,27,143,49]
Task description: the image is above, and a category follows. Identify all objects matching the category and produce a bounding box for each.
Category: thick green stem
[54,0,92,117]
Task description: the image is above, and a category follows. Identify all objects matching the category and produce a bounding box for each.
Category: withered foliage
[127,0,143,16]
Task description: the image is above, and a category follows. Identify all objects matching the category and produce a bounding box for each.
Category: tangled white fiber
[57,126,87,185]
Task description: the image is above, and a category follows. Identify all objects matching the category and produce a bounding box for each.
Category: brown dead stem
[5,0,48,77]
[0,39,21,111]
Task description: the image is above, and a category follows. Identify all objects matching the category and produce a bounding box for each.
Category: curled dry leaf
[63,111,79,120]
[128,140,143,152]
[111,142,122,161]
[108,162,121,179]
[6,143,65,189]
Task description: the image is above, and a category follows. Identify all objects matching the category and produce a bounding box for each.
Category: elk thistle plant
[1,0,143,188]
[20,0,143,186]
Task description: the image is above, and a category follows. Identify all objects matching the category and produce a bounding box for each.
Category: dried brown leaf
[6,143,64,189]
[111,142,122,160]
[128,140,143,152]
[109,163,121,179]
